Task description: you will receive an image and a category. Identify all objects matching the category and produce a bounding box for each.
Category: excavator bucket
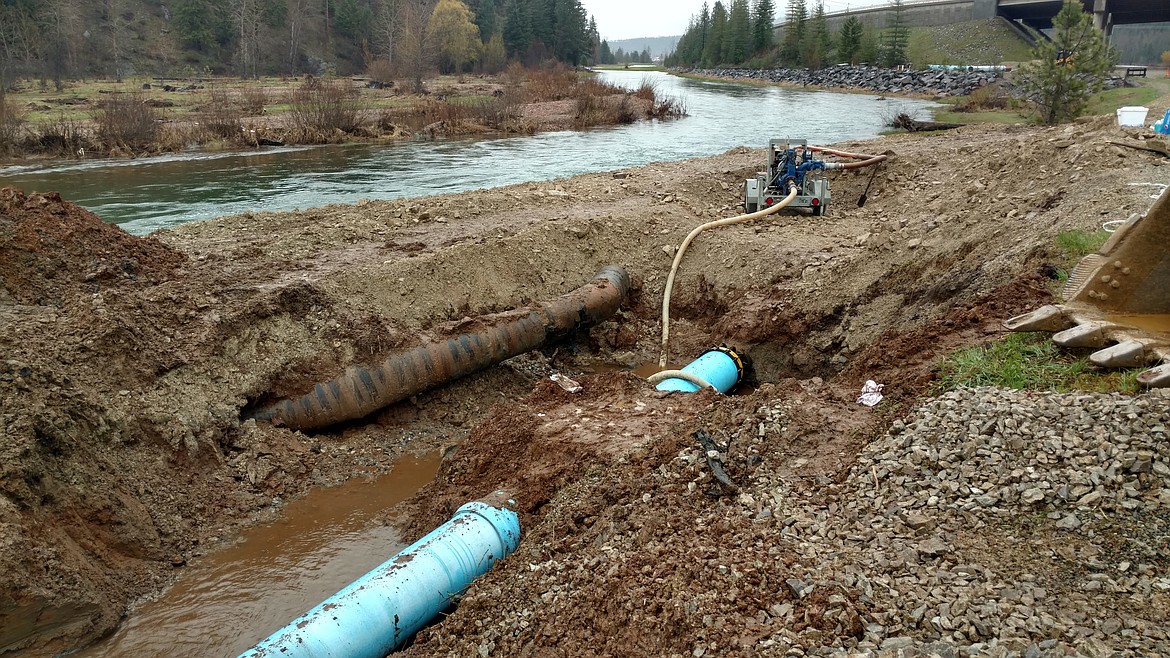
[1005,184,1170,387]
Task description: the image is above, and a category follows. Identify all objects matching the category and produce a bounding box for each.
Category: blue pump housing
[655,348,744,394]
[239,499,521,658]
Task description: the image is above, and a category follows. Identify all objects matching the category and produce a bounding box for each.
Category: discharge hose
[808,146,888,170]
[659,182,797,366]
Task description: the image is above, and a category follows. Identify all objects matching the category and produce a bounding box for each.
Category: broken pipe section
[238,493,521,658]
[247,266,631,431]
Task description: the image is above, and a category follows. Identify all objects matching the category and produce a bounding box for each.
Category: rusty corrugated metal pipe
[246,266,630,431]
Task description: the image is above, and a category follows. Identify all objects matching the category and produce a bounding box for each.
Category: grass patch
[1056,228,1110,261]
[905,19,1034,68]
[935,332,1143,394]
[1084,85,1161,117]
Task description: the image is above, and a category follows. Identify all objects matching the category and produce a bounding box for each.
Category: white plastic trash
[1116,106,1149,127]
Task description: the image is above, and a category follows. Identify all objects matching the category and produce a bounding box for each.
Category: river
[0,70,936,235]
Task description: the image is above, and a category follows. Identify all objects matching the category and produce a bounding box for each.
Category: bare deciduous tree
[372,0,401,63]
[396,0,434,92]
[233,0,264,78]
[287,0,311,73]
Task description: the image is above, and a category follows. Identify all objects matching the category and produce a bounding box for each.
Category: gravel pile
[755,387,1170,657]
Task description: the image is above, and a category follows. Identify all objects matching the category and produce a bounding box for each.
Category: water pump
[743,139,836,216]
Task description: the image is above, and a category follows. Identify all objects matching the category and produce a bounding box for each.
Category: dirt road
[1,111,1168,656]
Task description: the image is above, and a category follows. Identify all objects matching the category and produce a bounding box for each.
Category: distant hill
[606,36,681,59]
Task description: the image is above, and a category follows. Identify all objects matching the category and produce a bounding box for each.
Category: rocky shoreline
[680,65,1005,97]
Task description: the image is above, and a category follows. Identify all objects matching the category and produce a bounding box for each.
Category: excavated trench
[4,114,1169,656]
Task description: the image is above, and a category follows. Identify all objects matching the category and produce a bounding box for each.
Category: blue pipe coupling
[655,345,748,394]
[239,495,521,658]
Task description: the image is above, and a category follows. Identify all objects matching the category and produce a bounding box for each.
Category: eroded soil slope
[1,114,1168,656]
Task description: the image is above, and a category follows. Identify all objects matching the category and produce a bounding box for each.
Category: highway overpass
[804,0,1169,37]
[998,0,1170,33]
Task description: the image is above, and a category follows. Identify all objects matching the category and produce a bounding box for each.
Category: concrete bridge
[998,0,1170,34]
[805,0,1169,37]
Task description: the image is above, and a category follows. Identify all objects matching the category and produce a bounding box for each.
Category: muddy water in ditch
[77,452,442,658]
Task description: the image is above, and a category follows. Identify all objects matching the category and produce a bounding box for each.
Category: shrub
[31,114,90,157]
[91,93,161,152]
[198,88,246,142]
[0,91,26,156]
[239,86,268,116]
[953,83,1011,112]
[525,64,579,102]
[366,59,395,87]
[287,78,365,143]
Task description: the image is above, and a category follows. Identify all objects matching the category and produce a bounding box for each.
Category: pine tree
[837,15,863,65]
[804,0,830,68]
[781,0,806,66]
[723,0,750,64]
[703,1,727,66]
[551,0,587,64]
[469,0,498,40]
[1016,0,1117,124]
[881,0,909,68]
[502,0,531,56]
[751,0,774,54]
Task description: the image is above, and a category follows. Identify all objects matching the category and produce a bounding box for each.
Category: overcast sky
[581,0,891,41]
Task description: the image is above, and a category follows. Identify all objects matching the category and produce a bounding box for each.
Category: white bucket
[1116,106,1150,127]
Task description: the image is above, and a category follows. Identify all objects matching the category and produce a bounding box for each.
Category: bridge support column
[1093,0,1113,39]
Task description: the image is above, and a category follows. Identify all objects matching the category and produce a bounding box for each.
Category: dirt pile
[1,114,1169,656]
[0,188,184,306]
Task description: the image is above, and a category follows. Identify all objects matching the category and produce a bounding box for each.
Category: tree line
[0,0,605,87]
[666,0,911,69]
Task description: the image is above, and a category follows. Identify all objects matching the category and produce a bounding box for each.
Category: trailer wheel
[812,204,824,217]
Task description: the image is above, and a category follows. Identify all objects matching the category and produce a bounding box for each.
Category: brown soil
[2,113,1168,656]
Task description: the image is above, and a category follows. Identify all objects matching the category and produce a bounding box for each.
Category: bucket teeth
[1090,340,1149,368]
[1053,322,1108,348]
[1137,363,1170,388]
[1003,305,1073,333]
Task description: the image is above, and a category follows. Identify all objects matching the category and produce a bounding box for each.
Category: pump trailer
[743,139,839,216]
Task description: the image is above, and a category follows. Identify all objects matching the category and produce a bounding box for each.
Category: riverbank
[0,67,683,161]
[676,65,1004,99]
[1,111,1169,655]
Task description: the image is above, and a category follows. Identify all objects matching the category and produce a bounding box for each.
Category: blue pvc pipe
[655,349,742,394]
[239,499,521,658]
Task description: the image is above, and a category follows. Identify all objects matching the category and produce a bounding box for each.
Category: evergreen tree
[529,0,553,48]
[703,1,727,66]
[804,0,830,68]
[837,15,863,65]
[723,0,750,64]
[881,0,909,67]
[335,0,373,42]
[751,0,774,54]
[781,0,805,66]
[858,20,879,63]
[1016,0,1117,124]
[551,0,587,64]
[600,39,614,64]
[469,0,498,39]
[173,0,222,52]
[502,0,531,56]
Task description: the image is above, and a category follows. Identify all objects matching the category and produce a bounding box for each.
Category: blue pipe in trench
[654,346,746,394]
[239,495,521,658]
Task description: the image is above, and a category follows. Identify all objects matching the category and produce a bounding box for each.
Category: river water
[0,71,935,235]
